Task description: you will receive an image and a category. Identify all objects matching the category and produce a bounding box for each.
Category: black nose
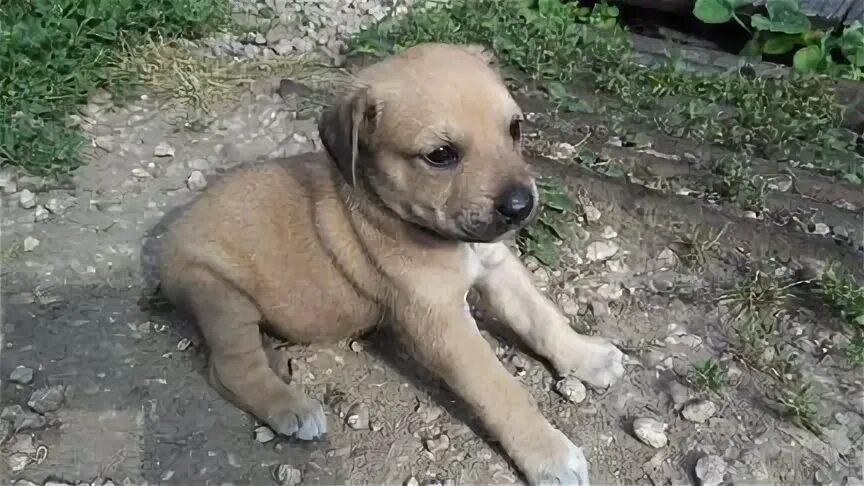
[496,186,535,223]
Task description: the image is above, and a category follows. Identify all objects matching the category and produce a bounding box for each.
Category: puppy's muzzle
[495,185,535,225]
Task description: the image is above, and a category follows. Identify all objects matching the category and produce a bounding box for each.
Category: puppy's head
[319,43,537,243]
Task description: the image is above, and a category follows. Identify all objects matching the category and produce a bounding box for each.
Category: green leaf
[751,0,811,34]
[543,189,575,212]
[762,34,801,54]
[793,45,823,72]
[839,25,864,66]
[693,0,734,24]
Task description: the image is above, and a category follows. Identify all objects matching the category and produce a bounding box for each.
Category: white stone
[22,236,39,252]
[682,400,717,423]
[583,205,601,222]
[555,377,587,404]
[153,142,175,157]
[186,171,208,191]
[585,241,619,262]
[633,417,667,448]
[18,189,36,209]
[695,455,726,486]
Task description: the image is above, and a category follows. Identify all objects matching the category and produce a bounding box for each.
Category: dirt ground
[1,50,863,486]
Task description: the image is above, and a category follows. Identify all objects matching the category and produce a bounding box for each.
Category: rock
[273,39,295,56]
[154,142,175,157]
[656,248,679,269]
[254,425,275,443]
[404,477,420,486]
[345,403,370,430]
[633,417,668,448]
[274,464,302,486]
[186,171,208,191]
[45,198,62,214]
[682,400,717,423]
[606,259,628,273]
[1,405,47,431]
[22,237,40,252]
[131,168,152,179]
[551,142,578,160]
[596,283,624,300]
[19,189,36,209]
[7,452,30,472]
[349,340,364,352]
[585,241,619,262]
[695,454,726,486]
[34,205,50,222]
[27,385,65,413]
[94,135,114,152]
[9,366,34,384]
[811,223,830,235]
[416,403,444,423]
[601,226,618,239]
[555,377,587,404]
[424,433,450,454]
[583,205,601,222]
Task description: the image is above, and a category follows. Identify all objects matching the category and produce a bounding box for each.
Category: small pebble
[9,366,34,385]
[811,223,830,235]
[349,340,364,352]
[19,189,36,209]
[583,205,601,222]
[34,205,50,222]
[131,168,152,179]
[274,464,302,486]
[404,477,420,486]
[186,171,208,191]
[255,425,276,443]
[682,400,717,423]
[695,454,726,486]
[601,226,618,239]
[585,241,619,262]
[27,385,65,413]
[22,237,40,252]
[633,417,667,448]
[424,433,450,454]
[555,376,587,404]
[154,142,176,157]
[345,403,370,430]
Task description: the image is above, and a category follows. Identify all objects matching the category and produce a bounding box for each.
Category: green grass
[845,338,864,366]
[0,0,230,176]
[820,264,864,327]
[690,359,729,395]
[674,224,725,271]
[351,0,861,183]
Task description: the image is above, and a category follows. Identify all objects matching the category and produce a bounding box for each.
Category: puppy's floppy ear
[318,87,373,186]
[459,44,497,66]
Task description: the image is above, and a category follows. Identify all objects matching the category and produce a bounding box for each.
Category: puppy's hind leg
[166,265,327,440]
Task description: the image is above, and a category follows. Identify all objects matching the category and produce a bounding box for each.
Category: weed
[720,271,798,322]
[770,380,822,432]
[845,338,864,366]
[516,180,579,266]
[691,359,729,394]
[0,0,230,176]
[674,224,725,270]
[351,0,858,182]
[711,156,767,211]
[819,263,864,327]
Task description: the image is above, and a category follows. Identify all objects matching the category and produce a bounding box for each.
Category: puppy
[158,43,624,485]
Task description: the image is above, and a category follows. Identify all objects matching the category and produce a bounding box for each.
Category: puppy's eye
[509,118,522,140]
[423,145,460,167]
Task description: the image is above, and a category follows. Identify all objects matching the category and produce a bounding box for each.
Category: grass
[109,40,348,129]
[710,156,768,212]
[770,380,822,433]
[845,338,864,366]
[0,0,230,176]
[690,359,728,395]
[720,271,798,322]
[674,224,725,271]
[819,263,864,328]
[350,0,861,183]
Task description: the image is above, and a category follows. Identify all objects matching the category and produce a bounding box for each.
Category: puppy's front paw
[521,429,590,486]
[266,397,328,441]
[555,335,624,390]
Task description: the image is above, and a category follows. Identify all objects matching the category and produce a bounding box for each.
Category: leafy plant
[845,338,864,366]
[691,359,729,394]
[516,180,578,266]
[693,0,864,76]
[711,156,767,211]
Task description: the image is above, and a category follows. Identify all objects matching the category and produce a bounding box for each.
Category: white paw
[524,430,590,486]
[267,398,328,441]
[556,336,625,390]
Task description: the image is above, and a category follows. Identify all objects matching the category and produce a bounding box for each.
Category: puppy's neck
[338,179,457,251]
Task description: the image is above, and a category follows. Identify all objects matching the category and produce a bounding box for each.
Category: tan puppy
[158,43,624,485]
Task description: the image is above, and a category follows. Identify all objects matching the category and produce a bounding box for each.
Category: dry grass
[109,39,350,119]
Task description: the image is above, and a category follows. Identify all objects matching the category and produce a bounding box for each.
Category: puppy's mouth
[454,206,538,244]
